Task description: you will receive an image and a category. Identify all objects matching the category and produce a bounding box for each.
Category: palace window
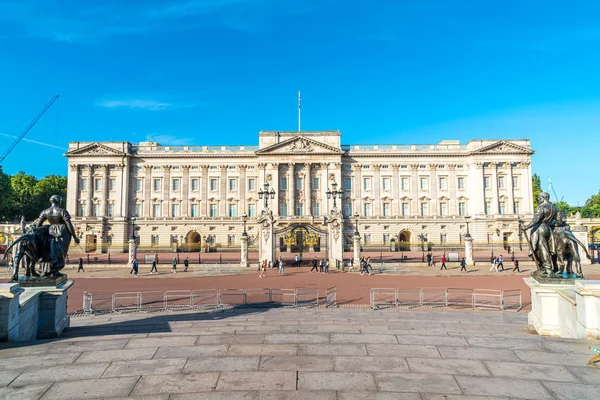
[210,178,218,191]
[79,202,85,217]
[440,233,447,244]
[313,177,319,190]
[93,204,100,217]
[296,177,303,189]
[383,203,391,216]
[191,204,199,217]
[420,177,428,190]
[457,177,465,190]
[229,204,237,217]
[229,179,237,191]
[498,176,505,189]
[209,204,218,217]
[420,202,429,216]
[343,202,351,217]
[172,178,181,191]
[228,235,236,246]
[499,201,506,215]
[172,203,180,217]
[108,204,114,217]
[248,178,256,191]
[80,178,87,191]
[313,203,320,216]
[153,179,161,192]
[382,177,391,191]
[280,203,288,216]
[280,177,287,190]
[151,235,159,246]
[514,201,521,215]
[363,177,372,191]
[191,178,199,191]
[440,202,447,216]
[135,178,142,192]
[364,234,371,244]
[295,203,303,216]
[484,201,491,215]
[512,175,520,188]
[439,177,447,190]
[484,176,491,189]
[134,204,141,217]
[401,177,409,190]
[344,177,352,190]
[458,202,466,216]
[153,204,160,217]
[94,179,101,191]
[364,203,372,216]
[383,234,390,244]
[109,178,116,191]
[248,203,256,217]
[402,203,409,216]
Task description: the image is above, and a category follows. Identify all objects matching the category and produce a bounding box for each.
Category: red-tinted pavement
[65,268,590,313]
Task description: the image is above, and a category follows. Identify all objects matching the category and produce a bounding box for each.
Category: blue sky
[0,0,599,205]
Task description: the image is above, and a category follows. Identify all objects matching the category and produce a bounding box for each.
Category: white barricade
[325,286,337,307]
[396,288,421,306]
[219,288,246,306]
[473,289,503,310]
[165,290,192,309]
[502,289,522,311]
[191,289,220,308]
[245,288,272,306]
[370,288,397,309]
[420,287,447,306]
[271,288,296,306]
[140,291,166,311]
[446,288,474,308]
[113,292,141,312]
[296,288,319,307]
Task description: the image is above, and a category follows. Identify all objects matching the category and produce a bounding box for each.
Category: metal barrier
[219,288,246,306]
[296,288,319,307]
[325,286,337,307]
[193,264,243,275]
[370,287,522,311]
[140,291,166,311]
[245,288,271,306]
[191,289,220,308]
[113,292,141,312]
[271,288,296,307]
[83,291,114,314]
[165,290,193,309]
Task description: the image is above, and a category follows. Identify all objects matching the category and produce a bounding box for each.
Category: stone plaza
[1,306,599,399]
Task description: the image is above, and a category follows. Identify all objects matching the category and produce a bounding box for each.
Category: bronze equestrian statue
[4,195,79,281]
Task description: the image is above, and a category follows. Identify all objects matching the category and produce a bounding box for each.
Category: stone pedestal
[128,239,137,266]
[258,209,274,265]
[240,234,249,268]
[0,283,24,341]
[571,225,591,265]
[327,208,343,269]
[464,235,474,265]
[353,234,361,264]
[34,280,74,339]
[525,277,600,339]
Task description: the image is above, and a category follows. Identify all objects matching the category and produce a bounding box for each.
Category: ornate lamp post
[326,181,343,209]
[258,182,276,209]
[465,215,471,239]
[242,213,248,237]
[131,217,137,241]
[353,213,360,236]
[418,233,427,262]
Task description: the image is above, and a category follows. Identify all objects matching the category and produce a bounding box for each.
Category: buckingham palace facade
[65,131,534,254]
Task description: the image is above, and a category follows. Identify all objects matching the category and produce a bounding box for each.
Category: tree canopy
[532,175,600,218]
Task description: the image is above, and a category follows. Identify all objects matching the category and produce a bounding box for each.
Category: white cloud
[97,99,172,111]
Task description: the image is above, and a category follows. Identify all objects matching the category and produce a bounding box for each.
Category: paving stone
[438,346,519,362]
[298,372,376,391]
[184,356,260,372]
[465,336,545,351]
[407,358,489,376]
[485,361,577,382]
[132,373,220,395]
[366,344,440,358]
[94,396,168,400]
[253,391,337,399]
[11,363,110,386]
[422,394,509,400]
[375,372,461,394]
[0,383,52,400]
[76,347,158,363]
[0,342,52,358]
[337,392,422,400]
[298,344,367,356]
[567,366,600,384]
[216,371,296,391]
[103,358,186,377]
[125,336,198,348]
[170,393,254,400]
[228,344,297,356]
[455,376,553,399]
[0,369,22,387]
[542,340,600,354]
[395,335,469,346]
[541,381,600,400]
[334,356,408,372]
[317,325,363,333]
[330,334,398,344]
[40,376,139,400]
[0,352,81,370]
[196,334,265,344]
[514,350,594,366]
[260,356,332,371]
[153,345,229,359]
[265,333,329,344]
[47,338,129,353]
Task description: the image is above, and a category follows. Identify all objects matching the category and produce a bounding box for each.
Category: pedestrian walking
[489,256,498,272]
[324,259,329,274]
[365,256,373,275]
[426,252,432,266]
[319,259,324,273]
[132,258,139,277]
[310,256,319,273]
[151,260,158,274]
[7,257,14,272]
[440,255,447,270]
[348,257,355,272]
[430,255,437,267]
[295,254,300,267]
[171,257,177,273]
[259,260,267,278]
[513,259,520,272]
[77,257,85,273]
[279,258,285,275]
[497,255,504,271]
[155,254,159,264]
[184,257,189,272]
[460,257,467,272]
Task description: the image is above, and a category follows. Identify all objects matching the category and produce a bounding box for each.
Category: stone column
[448,164,457,215]
[162,165,172,217]
[128,238,137,265]
[143,166,152,217]
[464,235,474,266]
[353,233,361,265]
[0,283,25,341]
[182,165,190,217]
[258,215,274,265]
[471,162,485,215]
[101,165,109,216]
[373,164,381,216]
[352,164,361,215]
[410,164,419,215]
[240,234,249,267]
[289,163,296,216]
[321,163,329,214]
[507,163,515,215]
[327,208,344,269]
[522,161,533,214]
[571,224,591,265]
[123,159,132,218]
[67,164,79,215]
[392,165,400,216]
[86,164,93,217]
[305,163,312,216]
[430,164,438,216]
[219,165,228,217]
[201,165,209,216]
[490,163,499,215]
[239,165,247,215]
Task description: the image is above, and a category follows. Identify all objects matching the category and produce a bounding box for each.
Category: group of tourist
[490,254,520,273]
[346,256,374,275]
[129,254,191,277]
[309,256,331,274]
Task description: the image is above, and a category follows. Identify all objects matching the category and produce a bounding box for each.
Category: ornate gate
[274,223,329,259]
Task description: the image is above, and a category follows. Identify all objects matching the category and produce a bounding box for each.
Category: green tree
[0,166,14,221]
[33,175,67,213]
[10,172,38,220]
[532,174,543,208]
[580,190,600,218]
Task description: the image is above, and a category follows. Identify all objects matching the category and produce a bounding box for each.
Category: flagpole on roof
[298,90,301,132]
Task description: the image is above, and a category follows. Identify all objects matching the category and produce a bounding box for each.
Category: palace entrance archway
[185,231,202,252]
[274,223,329,259]
[398,230,411,251]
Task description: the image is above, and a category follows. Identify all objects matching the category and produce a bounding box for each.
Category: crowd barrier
[369,287,522,311]
[83,286,337,314]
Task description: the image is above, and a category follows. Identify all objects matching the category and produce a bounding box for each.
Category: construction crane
[0,94,60,164]
[547,176,561,202]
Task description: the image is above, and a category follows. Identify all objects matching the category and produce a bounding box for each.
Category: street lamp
[517,218,523,251]
[326,181,343,209]
[418,233,427,262]
[465,215,471,238]
[242,213,248,237]
[131,217,137,241]
[353,213,360,236]
[258,182,276,209]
